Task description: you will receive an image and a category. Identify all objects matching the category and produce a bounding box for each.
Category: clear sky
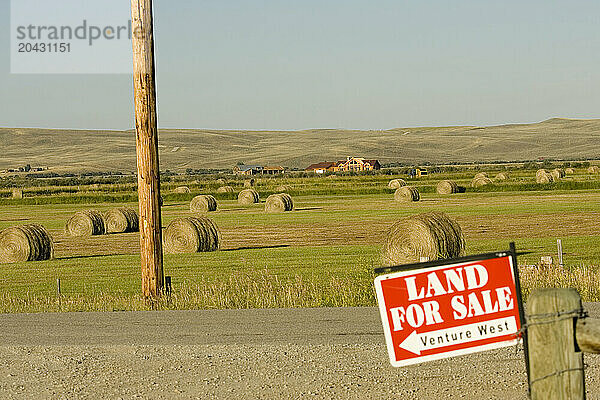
[1,0,599,130]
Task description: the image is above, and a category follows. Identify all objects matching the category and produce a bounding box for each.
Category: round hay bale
[382,212,465,266]
[11,188,23,199]
[536,172,554,184]
[280,193,294,210]
[388,179,407,189]
[0,224,54,263]
[104,208,139,233]
[436,180,459,195]
[65,210,106,237]
[238,189,260,205]
[565,168,575,174]
[265,193,294,213]
[173,186,191,194]
[471,177,493,187]
[495,172,509,181]
[394,186,420,202]
[243,179,256,188]
[163,216,220,254]
[550,168,565,181]
[474,172,488,179]
[190,195,218,213]
[554,168,566,177]
[216,178,226,185]
[275,185,292,192]
[536,169,549,179]
[588,166,600,174]
[217,185,235,193]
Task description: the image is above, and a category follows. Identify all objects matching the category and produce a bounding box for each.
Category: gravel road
[1,305,600,399]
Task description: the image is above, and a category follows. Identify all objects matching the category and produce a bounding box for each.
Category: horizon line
[1,117,598,133]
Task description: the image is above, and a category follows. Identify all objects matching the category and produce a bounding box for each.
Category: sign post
[130,0,164,299]
[374,247,526,368]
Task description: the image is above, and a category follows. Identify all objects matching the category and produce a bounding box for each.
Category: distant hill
[1,118,600,173]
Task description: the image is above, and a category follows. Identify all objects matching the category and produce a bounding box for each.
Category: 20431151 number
[18,42,71,53]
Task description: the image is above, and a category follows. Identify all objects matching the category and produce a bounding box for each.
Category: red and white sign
[375,255,522,367]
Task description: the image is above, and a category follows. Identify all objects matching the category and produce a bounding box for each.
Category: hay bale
[275,185,292,192]
[388,179,407,189]
[554,168,566,177]
[65,210,106,237]
[536,172,554,184]
[588,166,600,174]
[394,186,420,202]
[216,178,226,184]
[190,195,218,213]
[243,179,256,188]
[474,172,488,179]
[0,224,54,263]
[565,168,575,174]
[536,169,549,178]
[471,177,493,187]
[265,193,294,213]
[238,188,260,205]
[436,180,459,195]
[163,217,220,254]
[173,186,191,194]
[217,185,235,193]
[495,172,509,181]
[104,208,139,233]
[11,188,23,199]
[382,212,465,266]
[551,168,565,180]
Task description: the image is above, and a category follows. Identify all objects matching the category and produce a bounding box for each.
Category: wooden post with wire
[527,288,600,399]
[130,0,164,299]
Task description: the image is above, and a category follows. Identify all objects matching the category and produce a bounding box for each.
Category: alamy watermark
[11,0,135,74]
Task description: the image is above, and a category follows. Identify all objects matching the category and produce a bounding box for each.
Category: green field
[1,168,600,312]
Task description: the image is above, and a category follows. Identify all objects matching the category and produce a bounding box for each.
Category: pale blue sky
[1,0,599,130]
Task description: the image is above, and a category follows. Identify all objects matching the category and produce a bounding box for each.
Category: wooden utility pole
[130,0,163,298]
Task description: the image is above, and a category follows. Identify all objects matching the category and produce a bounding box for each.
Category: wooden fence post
[527,288,585,399]
[130,0,164,299]
[557,239,564,267]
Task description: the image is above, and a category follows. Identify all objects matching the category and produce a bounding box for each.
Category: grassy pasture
[1,170,600,312]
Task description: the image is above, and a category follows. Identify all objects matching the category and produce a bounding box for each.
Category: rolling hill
[1,118,599,173]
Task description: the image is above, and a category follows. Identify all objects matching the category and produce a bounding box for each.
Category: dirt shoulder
[0,306,599,399]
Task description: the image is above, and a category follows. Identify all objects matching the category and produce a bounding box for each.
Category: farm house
[305,161,339,174]
[233,165,264,175]
[305,157,380,173]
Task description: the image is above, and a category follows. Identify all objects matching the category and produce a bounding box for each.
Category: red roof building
[305,161,339,174]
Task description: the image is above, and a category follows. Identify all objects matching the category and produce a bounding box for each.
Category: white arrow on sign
[400,316,518,356]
